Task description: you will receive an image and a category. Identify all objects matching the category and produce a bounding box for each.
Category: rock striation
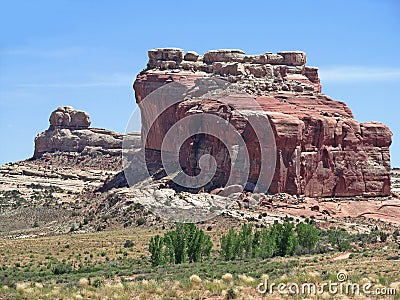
[134,48,392,197]
[34,106,140,158]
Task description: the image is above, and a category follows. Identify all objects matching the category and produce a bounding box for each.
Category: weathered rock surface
[134,48,392,197]
[49,106,91,129]
[34,106,141,158]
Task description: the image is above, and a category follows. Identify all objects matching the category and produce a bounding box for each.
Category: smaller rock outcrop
[49,106,91,129]
[33,106,139,158]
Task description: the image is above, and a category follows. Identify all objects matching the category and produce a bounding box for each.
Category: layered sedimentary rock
[34,106,140,158]
[134,48,392,197]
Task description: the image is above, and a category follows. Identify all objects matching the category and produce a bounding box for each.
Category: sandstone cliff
[133,48,392,197]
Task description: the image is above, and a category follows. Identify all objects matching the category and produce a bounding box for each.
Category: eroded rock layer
[134,48,392,197]
[34,106,141,158]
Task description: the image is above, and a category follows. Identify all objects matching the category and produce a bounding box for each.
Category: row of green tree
[220,220,320,260]
[148,220,390,266]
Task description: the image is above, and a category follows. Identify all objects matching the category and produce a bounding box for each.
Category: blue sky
[0,0,399,166]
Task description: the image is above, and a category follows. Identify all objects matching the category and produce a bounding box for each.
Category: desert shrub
[0,274,15,289]
[123,240,134,248]
[148,223,213,266]
[379,231,388,242]
[52,262,72,275]
[133,202,145,210]
[226,286,237,299]
[136,218,146,226]
[101,214,111,222]
[91,278,104,287]
[327,227,351,251]
[83,211,95,225]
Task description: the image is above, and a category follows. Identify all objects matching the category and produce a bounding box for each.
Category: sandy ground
[261,171,400,226]
[268,197,400,226]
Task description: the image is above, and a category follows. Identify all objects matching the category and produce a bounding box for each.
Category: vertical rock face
[133,48,392,197]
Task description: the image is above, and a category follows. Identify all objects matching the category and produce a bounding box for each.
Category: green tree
[170,223,188,264]
[328,227,351,251]
[258,227,276,258]
[238,224,253,259]
[162,234,175,264]
[296,222,320,253]
[221,228,237,261]
[149,235,164,266]
[271,220,298,256]
[148,223,212,266]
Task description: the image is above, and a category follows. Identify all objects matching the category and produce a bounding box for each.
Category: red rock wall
[133,48,392,197]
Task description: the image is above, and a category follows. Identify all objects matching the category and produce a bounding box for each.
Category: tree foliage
[148,223,212,266]
[220,219,314,261]
[327,227,351,251]
[296,222,320,253]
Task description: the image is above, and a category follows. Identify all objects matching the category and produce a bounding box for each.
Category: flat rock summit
[134,48,392,197]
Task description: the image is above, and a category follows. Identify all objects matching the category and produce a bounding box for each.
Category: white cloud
[319,66,400,82]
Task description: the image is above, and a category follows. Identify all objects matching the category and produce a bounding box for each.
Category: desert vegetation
[0,221,398,299]
[220,219,320,261]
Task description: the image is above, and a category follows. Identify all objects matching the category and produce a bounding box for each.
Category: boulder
[219,63,245,76]
[49,106,90,129]
[203,49,245,63]
[148,48,184,62]
[218,185,243,197]
[277,51,307,66]
[184,51,199,62]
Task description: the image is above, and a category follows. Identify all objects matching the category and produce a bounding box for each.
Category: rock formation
[134,48,392,197]
[34,106,140,158]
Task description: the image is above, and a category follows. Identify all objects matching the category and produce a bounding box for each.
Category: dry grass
[0,227,399,299]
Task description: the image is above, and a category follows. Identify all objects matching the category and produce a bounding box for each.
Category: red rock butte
[133,48,392,197]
